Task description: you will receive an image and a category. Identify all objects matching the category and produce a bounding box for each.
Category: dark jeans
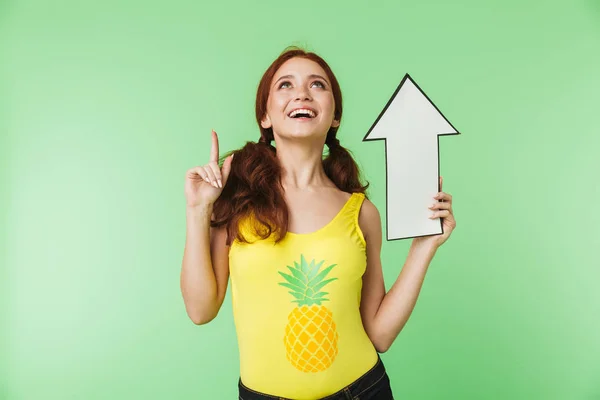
[238,354,394,400]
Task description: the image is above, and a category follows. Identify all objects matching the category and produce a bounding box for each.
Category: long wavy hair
[211,46,370,245]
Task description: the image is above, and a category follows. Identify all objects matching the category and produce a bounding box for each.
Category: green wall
[2,0,599,398]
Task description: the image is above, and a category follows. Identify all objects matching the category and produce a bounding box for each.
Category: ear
[331,119,340,128]
[261,114,272,129]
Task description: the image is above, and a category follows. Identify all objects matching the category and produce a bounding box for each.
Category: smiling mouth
[290,115,314,121]
[287,108,317,119]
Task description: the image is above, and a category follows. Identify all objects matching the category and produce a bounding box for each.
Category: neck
[275,139,331,190]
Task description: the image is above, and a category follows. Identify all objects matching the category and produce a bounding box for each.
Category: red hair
[211,46,370,245]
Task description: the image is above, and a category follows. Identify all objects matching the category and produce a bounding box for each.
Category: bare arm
[180,129,234,325]
[359,199,438,352]
[180,204,230,325]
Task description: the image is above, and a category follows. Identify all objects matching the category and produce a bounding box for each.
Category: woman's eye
[278,80,325,89]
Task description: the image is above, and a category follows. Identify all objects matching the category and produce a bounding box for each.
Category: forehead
[273,57,329,80]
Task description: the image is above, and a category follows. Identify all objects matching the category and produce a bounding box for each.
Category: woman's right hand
[185,130,234,209]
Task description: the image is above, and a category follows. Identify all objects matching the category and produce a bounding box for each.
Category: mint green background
[2,1,599,399]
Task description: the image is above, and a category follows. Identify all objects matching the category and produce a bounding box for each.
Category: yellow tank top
[229,192,378,399]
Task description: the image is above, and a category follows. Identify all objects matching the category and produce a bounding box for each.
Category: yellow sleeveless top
[228,192,378,399]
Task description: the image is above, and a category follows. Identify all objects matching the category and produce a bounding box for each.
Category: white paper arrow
[363,74,459,241]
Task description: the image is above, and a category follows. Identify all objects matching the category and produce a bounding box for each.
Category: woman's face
[261,57,339,142]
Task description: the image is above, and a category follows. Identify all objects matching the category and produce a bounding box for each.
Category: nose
[294,84,312,101]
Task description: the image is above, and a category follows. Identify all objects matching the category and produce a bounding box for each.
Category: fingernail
[218,179,222,188]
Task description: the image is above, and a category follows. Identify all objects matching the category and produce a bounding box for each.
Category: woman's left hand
[413,176,456,250]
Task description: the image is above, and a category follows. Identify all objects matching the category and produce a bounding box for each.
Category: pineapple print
[278,254,339,373]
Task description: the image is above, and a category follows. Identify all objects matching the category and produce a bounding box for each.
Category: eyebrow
[274,74,330,86]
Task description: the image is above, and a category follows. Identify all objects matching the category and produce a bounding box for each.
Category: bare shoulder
[358,197,382,241]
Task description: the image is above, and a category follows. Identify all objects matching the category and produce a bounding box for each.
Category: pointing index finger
[210,129,219,163]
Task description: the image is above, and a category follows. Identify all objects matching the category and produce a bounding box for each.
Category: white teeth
[288,108,316,118]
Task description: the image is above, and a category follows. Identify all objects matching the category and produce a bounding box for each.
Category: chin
[284,128,328,142]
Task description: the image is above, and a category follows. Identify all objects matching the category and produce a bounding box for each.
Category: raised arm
[358,199,438,352]
[180,130,234,324]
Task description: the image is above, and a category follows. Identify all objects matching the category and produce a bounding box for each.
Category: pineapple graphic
[278,254,339,373]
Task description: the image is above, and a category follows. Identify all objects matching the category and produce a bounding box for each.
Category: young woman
[181,46,456,400]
